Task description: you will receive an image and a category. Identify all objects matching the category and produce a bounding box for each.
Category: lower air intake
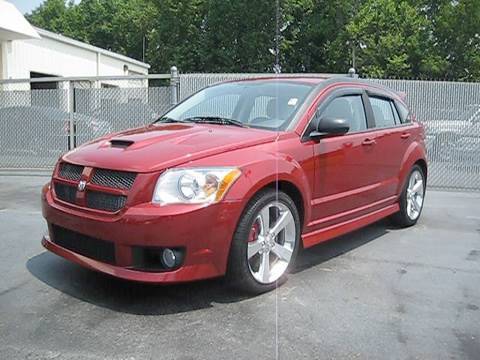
[52,225,115,264]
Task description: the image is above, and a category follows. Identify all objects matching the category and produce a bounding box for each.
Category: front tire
[227,189,301,294]
[391,165,426,227]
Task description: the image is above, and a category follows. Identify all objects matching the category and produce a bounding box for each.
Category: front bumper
[41,184,244,283]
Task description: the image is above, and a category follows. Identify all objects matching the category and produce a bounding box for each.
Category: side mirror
[310,117,350,139]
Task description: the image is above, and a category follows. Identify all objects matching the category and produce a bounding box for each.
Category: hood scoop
[109,139,134,148]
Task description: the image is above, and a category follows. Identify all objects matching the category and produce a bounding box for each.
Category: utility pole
[352,45,356,70]
[273,0,281,74]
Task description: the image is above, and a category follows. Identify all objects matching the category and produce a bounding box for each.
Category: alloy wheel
[246,201,296,284]
[406,169,425,220]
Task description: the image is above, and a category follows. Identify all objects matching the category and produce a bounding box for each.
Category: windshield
[159,81,315,131]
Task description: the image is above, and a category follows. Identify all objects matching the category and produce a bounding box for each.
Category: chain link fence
[0,88,69,168]
[0,74,173,169]
[370,79,480,190]
[74,86,171,145]
[179,74,480,191]
[0,72,479,191]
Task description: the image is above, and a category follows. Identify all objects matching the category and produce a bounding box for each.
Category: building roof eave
[33,27,150,69]
[0,0,40,40]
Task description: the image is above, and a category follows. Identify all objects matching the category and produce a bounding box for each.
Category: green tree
[281,0,361,73]
[26,0,480,80]
[200,0,278,72]
[27,0,82,39]
[346,0,444,78]
[146,0,206,73]
[431,0,480,80]
[28,0,156,65]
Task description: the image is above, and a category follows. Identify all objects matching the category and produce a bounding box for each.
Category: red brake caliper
[248,221,261,242]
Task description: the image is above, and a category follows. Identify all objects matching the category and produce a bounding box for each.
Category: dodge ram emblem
[78,180,87,192]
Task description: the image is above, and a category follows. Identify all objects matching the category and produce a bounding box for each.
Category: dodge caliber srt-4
[42,77,427,293]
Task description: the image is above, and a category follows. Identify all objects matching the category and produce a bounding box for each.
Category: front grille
[54,182,77,204]
[91,169,137,190]
[54,164,135,212]
[86,190,127,212]
[58,163,84,181]
[52,225,115,264]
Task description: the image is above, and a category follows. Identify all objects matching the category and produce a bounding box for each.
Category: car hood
[63,123,277,173]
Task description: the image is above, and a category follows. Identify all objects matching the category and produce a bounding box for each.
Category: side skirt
[301,203,400,248]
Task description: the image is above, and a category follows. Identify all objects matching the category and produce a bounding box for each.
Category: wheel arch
[261,180,305,230]
[397,141,428,195]
[414,158,428,179]
[224,178,306,288]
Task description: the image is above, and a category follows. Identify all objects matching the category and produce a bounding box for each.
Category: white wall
[0,0,40,40]
[0,42,3,79]
[7,36,148,79]
[1,30,149,91]
[9,36,98,79]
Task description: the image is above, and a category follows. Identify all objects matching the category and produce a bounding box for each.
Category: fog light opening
[161,248,177,269]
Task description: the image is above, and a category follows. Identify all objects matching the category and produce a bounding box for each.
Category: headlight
[152,167,241,205]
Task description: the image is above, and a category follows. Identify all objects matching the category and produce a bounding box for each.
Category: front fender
[184,136,314,232]
[226,154,312,228]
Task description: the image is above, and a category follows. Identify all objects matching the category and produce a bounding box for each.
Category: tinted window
[396,102,411,123]
[391,102,401,124]
[322,95,367,132]
[370,97,396,128]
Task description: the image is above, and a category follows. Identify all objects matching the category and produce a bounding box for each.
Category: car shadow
[292,219,391,274]
[27,219,392,316]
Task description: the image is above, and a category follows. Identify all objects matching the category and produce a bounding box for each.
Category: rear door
[366,94,415,198]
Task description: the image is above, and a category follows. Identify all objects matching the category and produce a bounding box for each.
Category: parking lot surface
[0,176,479,360]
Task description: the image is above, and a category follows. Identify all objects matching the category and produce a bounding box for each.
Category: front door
[309,90,381,231]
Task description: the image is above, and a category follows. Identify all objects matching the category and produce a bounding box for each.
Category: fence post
[348,67,358,78]
[68,81,75,150]
[170,66,179,106]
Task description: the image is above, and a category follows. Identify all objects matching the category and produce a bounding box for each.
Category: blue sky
[10,0,80,14]
[10,0,45,14]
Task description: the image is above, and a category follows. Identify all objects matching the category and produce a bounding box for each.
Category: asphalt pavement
[0,176,479,360]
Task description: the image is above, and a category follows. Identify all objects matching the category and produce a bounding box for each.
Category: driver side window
[322,95,367,133]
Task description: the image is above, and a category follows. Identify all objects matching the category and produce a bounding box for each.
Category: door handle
[400,132,411,139]
[362,138,376,146]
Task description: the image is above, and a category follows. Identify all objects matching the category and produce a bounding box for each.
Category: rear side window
[396,102,411,123]
[390,102,401,124]
[370,97,396,128]
[321,95,367,132]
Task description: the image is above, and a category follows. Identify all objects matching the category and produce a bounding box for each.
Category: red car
[41,77,427,293]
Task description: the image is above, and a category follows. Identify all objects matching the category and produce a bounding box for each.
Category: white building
[0,0,150,90]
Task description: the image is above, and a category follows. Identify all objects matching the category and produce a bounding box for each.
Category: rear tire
[391,165,426,227]
[226,189,301,294]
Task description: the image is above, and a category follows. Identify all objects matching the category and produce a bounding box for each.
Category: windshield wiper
[182,116,249,128]
[153,116,190,124]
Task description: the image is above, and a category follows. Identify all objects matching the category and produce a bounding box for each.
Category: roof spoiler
[397,91,407,101]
